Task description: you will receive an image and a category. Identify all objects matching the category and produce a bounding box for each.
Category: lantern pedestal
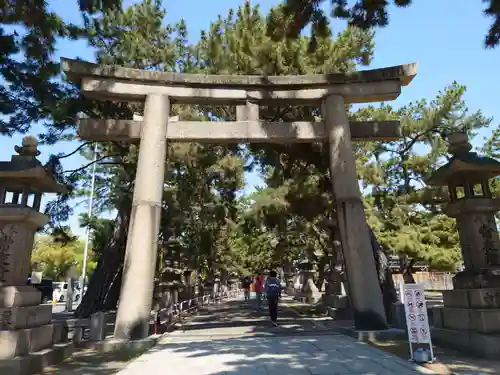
[0,208,72,373]
[432,286,500,358]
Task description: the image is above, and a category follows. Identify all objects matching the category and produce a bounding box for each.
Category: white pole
[80,143,97,292]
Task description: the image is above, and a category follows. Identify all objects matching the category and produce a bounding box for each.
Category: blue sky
[2,0,499,236]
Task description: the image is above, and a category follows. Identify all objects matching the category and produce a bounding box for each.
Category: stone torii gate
[62,58,417,340]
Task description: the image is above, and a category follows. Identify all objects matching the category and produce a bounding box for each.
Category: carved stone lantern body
[427,131,500,358]
[0,136,66,361]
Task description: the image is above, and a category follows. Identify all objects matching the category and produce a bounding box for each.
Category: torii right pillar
[322,95,388,330]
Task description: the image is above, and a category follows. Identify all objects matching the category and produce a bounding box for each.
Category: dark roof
[427,152,500,185]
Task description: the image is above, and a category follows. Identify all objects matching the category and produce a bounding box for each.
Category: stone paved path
[116,296,436,375]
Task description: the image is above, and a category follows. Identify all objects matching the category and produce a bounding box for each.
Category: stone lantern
[283,263,295,295]
[295,259,321,303]
[0,136,66,365]
[181,268,194,299]
[227,272,239,291]
[427,131,500,358]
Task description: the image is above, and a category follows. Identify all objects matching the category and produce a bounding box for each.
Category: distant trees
[31,235,97,281]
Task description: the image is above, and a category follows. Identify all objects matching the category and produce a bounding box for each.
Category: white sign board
[403,283,431,344]
[31,271,42,284]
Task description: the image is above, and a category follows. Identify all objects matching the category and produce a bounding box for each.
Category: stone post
[0,136,65,362]
[114,94,170,340]
[322,94,387,329]
[65,276,73,312]
[89,312,106,342]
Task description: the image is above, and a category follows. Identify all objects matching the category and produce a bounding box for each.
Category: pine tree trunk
[368,227,398,324]
[74,198,131,318]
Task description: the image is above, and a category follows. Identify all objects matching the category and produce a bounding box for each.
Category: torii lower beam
[78,119,400,143]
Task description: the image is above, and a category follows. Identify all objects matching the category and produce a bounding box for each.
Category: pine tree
[268,0,500,49]
[356,82,490,271]
[0,0,120,137]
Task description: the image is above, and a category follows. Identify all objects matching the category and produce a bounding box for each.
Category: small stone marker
[90,311,106,341]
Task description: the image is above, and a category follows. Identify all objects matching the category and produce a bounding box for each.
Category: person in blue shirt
[265,270,282,326]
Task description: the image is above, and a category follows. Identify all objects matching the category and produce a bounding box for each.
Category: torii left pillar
[322,94,387,329]
[114,94,170,340]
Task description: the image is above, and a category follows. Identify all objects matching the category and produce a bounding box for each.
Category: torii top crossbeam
[61,58,417,105]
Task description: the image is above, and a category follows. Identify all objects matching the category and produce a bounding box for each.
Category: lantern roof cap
[0,136,66,193]
[427,132,500,186]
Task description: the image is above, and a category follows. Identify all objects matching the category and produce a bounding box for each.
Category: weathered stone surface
[78,119,401,143]
[432,327,500,359]
[89,312,106,342]
[431,306,444,328]
[29,324,54,353]
[442,289,468,308]
[323,94,387,330]
[0,324,55,359]
[0,305,51,329]
[0,219,45,286]
[61,57,418,104]
[62,58,417,88]
[0,328,30,358]
[469,287,500,308]
[113,94,170,341]
[448,202,500,270]
[443,288,500,308]
[441,307,500,333]
[0,286,41,308]
[79,78,403,105]
[0,342,74,375]
[236,102,259,121]
[452,268,500,289]
[470,309,500,333]
[442,307,469,331]
[51,323,65,344]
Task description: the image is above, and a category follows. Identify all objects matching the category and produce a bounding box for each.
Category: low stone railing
[152,288,242,333]
[51,288,242,345]
[52,311,107,346]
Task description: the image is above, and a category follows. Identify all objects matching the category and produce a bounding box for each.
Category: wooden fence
[392,272,454,291]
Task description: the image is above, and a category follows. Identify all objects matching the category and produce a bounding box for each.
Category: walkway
[116,296,435,375]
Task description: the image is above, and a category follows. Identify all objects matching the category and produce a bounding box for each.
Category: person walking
[242,276,251,302]
[254,273,265,310]
[265,270,282,326]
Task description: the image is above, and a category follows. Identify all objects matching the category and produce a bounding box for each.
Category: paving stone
[340,358,388,373]
[224,365,268,375]
[304,359,350,374]
[116,297,430,375]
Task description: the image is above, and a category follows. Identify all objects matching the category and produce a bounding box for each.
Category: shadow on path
[40,347,147,375]
[116,297,431,375]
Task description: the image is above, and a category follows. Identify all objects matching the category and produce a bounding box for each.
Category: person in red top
[254,273,265,310]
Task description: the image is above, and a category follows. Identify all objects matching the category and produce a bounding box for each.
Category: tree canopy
[269,0,500,49]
